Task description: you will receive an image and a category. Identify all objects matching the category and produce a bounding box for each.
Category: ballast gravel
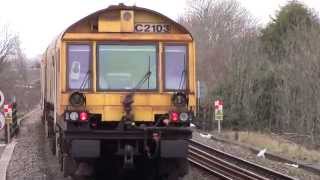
[7,110,70,180]
[192,131,320,180]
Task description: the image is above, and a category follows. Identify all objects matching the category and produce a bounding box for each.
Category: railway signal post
[214,100,224,133]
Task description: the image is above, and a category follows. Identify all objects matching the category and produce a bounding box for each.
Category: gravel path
[7,110,69,180]
[192,131,320,180]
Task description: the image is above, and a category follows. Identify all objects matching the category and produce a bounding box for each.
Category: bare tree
[180,0,257,99]
[0,25,19,74]
[0,24,36,112]
[180,0,267,132]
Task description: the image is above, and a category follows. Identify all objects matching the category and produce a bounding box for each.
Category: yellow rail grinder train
[41,4,196,180]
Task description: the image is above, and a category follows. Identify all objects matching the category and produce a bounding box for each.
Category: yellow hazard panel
[104,94,123,105]
[87,106,104,116]
[147,95,171,106]
[98,11,121,32]
[133,107,153,122]
[104,106,123,121]
[86,94,105,105]
[61,93,173,106]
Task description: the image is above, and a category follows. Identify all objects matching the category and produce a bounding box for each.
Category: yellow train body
[40,5,196,178]
[41,5,196,122]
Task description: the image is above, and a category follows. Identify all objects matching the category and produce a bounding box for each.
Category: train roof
[63,4,192,37]
[43,4,193,63]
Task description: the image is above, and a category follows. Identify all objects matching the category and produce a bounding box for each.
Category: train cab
[41,4,196,180]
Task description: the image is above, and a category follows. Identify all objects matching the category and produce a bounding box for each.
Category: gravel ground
[184,166,219,180]
[7,110,69,180]
[192,131,320,180]
[0,146,5,155]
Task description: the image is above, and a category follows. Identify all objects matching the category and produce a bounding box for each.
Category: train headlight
[69,112,79,121]
[69,92,86,106]
[179,112,189,122]
[172,92,188,107]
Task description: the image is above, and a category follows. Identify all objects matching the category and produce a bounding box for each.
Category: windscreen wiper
[147,56,151,89]
[79,70,91,91]
[134,71,152,90]
[178,55,186,91]
[134,56,152,90]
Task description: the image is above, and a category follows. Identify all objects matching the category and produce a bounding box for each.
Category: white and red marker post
[214,100,224,133]
[4,103,13,143]
[0,90,17,143]
[3,103,13,118]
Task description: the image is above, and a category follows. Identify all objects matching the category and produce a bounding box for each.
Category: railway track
[188,139,298,180]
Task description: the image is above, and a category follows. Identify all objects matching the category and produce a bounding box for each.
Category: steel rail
[188,139,298,180]
[189,146,268,180]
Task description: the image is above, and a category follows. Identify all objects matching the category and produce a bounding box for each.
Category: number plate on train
[134,23,170,33]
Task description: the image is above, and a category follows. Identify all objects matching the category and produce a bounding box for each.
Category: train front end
[44,4,196,179]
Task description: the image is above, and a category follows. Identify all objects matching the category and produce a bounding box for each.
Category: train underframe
[43,111,192,180]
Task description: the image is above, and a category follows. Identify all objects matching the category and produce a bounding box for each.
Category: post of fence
[209,104,213,131]
[3,101,15,144]
[5,116,11,144]
[203,106,207,131]
[12,102,17,135]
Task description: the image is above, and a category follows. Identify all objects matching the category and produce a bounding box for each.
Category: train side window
[67,44,91,90]
[164,45,187,90]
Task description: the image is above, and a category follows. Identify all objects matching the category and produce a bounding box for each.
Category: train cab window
[164,45,187,90]
[97,44,157,90]
[67,44,91,90]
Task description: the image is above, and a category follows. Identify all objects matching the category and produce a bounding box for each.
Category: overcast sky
[0,0,319,58]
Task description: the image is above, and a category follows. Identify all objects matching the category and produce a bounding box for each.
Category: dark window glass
[68,44,91,90]
[164,45,187,90]
[98,45,157,90]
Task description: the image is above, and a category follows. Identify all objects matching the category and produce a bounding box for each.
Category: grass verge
[219,131,320,163]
